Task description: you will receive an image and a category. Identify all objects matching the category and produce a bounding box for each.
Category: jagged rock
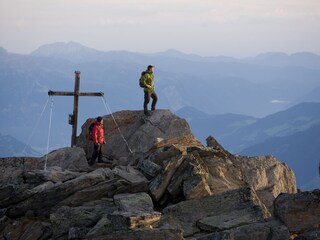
[235,155,297,212]
[206,135,226,150]
[0,148,88,186]
[0,217,52,240]
[148,153,185,202]
[274,189,320,234]
[52,167,148,209]
[191,219,290,240]
[137,158,162,179]
[76,110,198,161]
[0,181,54,209]
[50,201,116,239]
[0,157,40,185]
[112,166,149,192]
[85,214,114,237]
[108,211,162,231]
[23,168,82,184]
[296,229,320,240]
[39,146,89,171]
[197,208,266,232]
[4,169,110,218]
[108,192,162,231]
[113,192,154,213]
[85,228,184,240]
[159,187,271,237]
[166,152,212,202]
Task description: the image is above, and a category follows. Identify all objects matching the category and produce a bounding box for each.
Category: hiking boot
[144,111,151,116]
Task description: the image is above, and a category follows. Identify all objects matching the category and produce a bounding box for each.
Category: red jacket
[92,121,105,144]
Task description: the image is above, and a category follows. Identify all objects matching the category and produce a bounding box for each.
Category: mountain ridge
[0,133,41,157]
[26,41,320,68]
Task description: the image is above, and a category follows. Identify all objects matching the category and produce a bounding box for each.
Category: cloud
[270,100,290,104]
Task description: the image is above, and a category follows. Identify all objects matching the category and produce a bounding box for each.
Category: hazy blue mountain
[176,106,257,144]
[244,52,320,69]
[177,103,320,152]
[290,87,320,106]
[0,133,41,157]
[1,42,320,154]
[219,102,320,153]
[175,106,210,119]
[240,123,320,190]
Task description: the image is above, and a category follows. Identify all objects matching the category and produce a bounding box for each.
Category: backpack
[88,122,95,140]
[139,71,146,88]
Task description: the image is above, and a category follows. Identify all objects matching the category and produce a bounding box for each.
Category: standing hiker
[89,116,105,166]
[140,65,158,116]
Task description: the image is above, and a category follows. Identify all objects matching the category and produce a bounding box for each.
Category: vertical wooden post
[71,71,80,147]
[48,71,103,147]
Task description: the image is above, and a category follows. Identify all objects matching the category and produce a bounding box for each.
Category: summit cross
[48,71,104,147]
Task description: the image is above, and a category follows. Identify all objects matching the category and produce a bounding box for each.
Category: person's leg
[97,144,103,163]
[151,92,158,111]
[89,144,99,166]
[144,91,151,114]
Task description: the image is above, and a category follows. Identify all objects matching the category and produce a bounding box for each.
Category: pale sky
[1,0,320,57]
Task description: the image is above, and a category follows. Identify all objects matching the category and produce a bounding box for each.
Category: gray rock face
[274,189,320,234]
[0,110,304,239]
[40,146,89,171]
[193,219,290,240]
[109,192,162,231]
[159,187,270,237]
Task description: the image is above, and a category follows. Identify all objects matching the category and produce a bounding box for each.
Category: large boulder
[159,187,271,237]
[0,147,89,187]
[140,142,296,211]
[193,219,290,240]
[274,189,320,235]
[0,157,40,185]
[39,146,89,171]
[108,192,161,231]
[234,155,297,212]
[76,110,200,160]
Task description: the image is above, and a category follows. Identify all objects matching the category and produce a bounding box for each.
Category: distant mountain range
[0,41,320,190]
[0,133,41,158]
[176,102,320,190]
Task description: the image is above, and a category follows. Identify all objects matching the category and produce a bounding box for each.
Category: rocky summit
[0,109,318,240]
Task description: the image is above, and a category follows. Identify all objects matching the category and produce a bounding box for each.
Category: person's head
[147,65,154,72]
[96,116,103,123]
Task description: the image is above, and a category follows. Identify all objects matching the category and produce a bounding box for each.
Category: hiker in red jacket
[89,116,105,166]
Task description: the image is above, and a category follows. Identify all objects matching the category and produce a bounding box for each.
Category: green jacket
[141,70,155,93]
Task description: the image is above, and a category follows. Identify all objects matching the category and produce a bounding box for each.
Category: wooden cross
[48,71,104,147]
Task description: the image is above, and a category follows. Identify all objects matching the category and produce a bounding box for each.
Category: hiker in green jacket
[141,65,158,116]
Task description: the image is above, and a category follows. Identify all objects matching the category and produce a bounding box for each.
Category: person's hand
[103,140,106,144]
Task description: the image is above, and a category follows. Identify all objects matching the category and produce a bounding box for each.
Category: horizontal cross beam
[48,90,104,97]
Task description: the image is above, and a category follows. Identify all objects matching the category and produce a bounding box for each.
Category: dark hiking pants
[90,143,102,165]
[144,91,158,113]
